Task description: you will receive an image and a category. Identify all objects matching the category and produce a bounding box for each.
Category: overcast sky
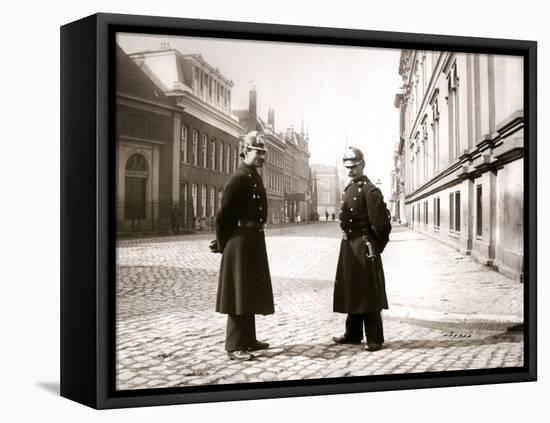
[117,33,403,197]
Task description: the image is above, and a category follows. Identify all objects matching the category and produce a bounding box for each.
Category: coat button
[260,218,263,222]
[349,219,353,222]
[358,188,361,192]
[350,208,353,212]
[353,197,357,201]
[259,206,262,210]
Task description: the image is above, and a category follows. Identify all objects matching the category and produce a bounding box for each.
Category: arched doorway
[124,153,149,222]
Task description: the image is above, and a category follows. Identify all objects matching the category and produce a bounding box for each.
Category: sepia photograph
[114,31,525,391]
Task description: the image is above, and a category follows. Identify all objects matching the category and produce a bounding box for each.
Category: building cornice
[119,135,166,146]
[405,112,524,203]
[117,92,182,115]
[176,92,244,138]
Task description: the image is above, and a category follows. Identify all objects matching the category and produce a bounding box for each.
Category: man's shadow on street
[255,331,523,360]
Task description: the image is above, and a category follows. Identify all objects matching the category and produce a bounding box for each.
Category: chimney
[268,108,275,131]
[248,85,257,132]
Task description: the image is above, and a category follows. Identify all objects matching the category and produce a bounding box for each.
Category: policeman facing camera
[209,131,274,361]
[332,146,391,352]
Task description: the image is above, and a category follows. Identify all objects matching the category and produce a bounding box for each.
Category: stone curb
[384,305,523,332]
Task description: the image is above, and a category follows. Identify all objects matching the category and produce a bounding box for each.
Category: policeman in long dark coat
[210,131,274,361]
[333,146,389,352]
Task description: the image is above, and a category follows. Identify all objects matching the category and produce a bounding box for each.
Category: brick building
[234,88,287,224]
[127,43,244,231]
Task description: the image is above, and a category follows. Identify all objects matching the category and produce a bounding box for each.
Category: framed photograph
[61,12,536,409]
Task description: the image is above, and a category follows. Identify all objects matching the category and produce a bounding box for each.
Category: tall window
[415,139,420,189]
[180,182,188,226]
[210,140,216,170]
[449,190,461,233]
[218,188,223,212]
[192,130,198,166]
[191,184,198,218]
[201,185,207,217]
[232,146,237,173]
[447,62,460,162]
[210,186,216,217]
[476,185,483,237]
[455,191,461,232]
[226,144,230,174]
[181,125,188,163]
[433,197,440,229]
[424,201,428,225]
[201,134,208,167]
[431,94,440,175]
[194,68,199,96]
[218,141,224,172]
[422,121,428,182]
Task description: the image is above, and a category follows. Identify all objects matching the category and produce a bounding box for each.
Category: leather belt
[238,220,265,230]
[342,229,369,240]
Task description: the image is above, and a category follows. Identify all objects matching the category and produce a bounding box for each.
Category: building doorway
[124,153,148,223]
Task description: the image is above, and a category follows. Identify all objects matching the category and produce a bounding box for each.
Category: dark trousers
[344,312,384,344]
[225,314,256,351]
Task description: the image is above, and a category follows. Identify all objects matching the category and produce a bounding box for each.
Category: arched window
[124,153,148,220]
[125,153,148,172]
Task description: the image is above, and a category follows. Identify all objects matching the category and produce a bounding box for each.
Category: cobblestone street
[116,222,524,390]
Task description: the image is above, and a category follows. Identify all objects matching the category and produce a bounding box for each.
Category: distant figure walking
[325,210,329,222]
[331,212,335,221]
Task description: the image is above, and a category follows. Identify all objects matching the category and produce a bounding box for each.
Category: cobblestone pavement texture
[116,222,524,389]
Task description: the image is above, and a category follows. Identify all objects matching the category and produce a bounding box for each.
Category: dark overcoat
[215,163,275,315]
[333,176,389,313]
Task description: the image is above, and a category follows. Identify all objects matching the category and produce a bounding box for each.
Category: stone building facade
[116,46,183,233]
[395,50,524,280]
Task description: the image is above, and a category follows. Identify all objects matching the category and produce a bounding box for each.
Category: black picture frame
[60,12,537,409]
